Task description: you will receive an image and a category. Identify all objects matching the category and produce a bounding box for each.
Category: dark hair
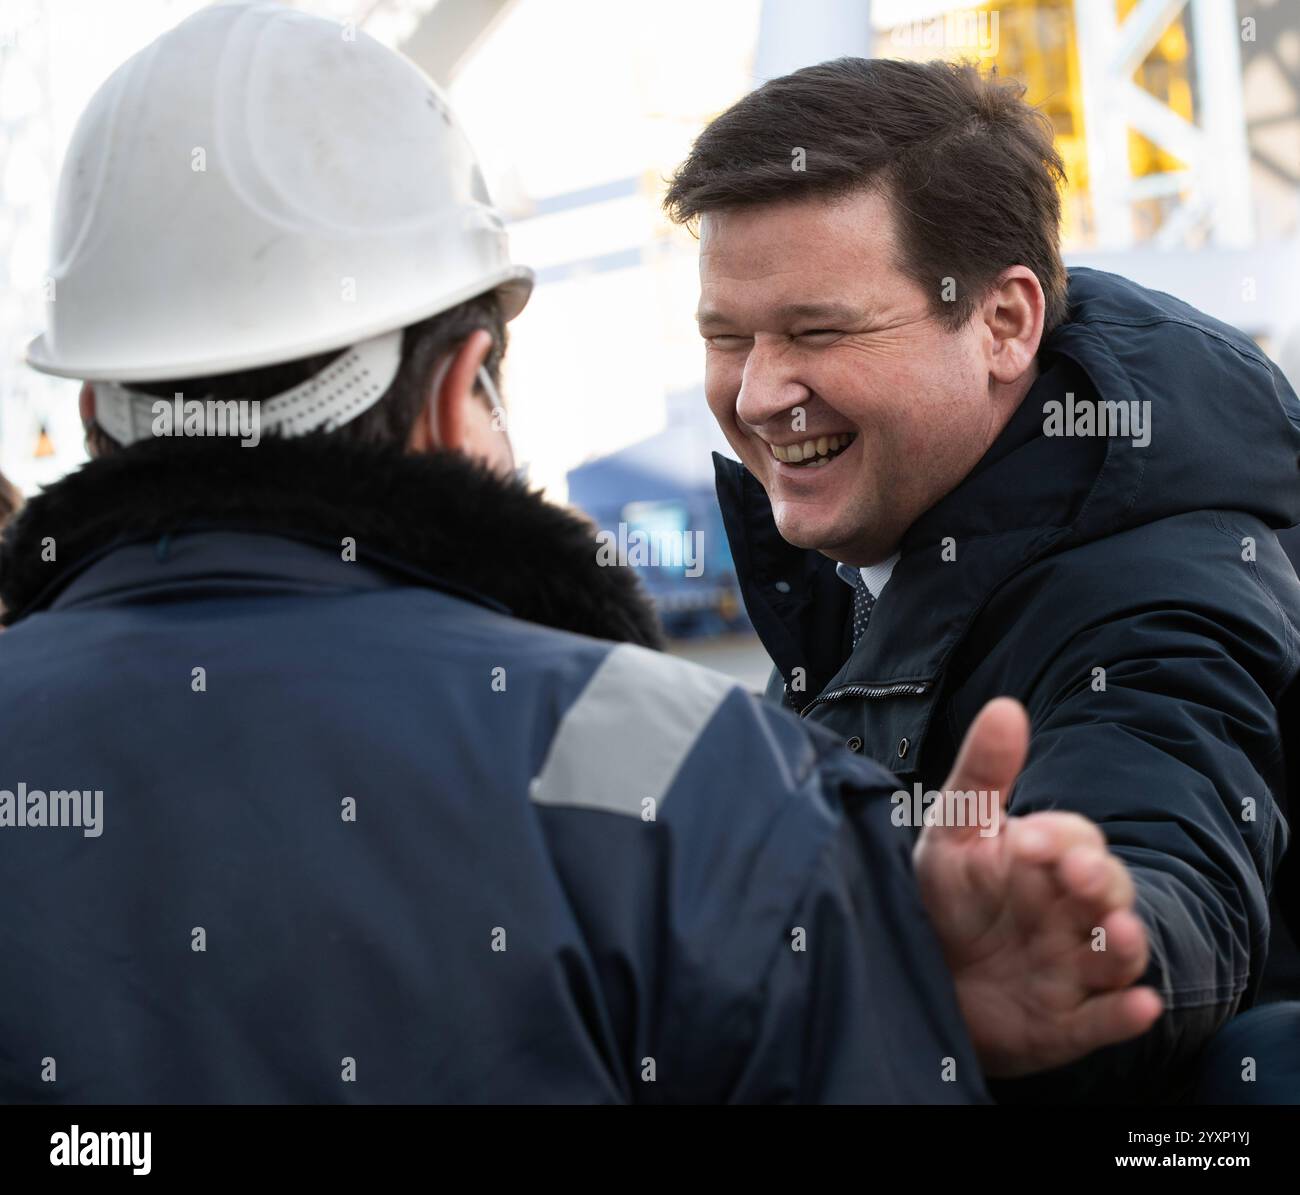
[663,57,1068,335]
[88,291,507,454]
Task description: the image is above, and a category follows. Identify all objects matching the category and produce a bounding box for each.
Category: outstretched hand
[914,698,1163,1077]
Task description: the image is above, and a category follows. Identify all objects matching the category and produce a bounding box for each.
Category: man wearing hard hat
[0,4,1157,1103]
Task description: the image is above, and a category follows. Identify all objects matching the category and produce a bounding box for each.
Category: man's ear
[407,329,493,455]
[78,382,103,456]
[983,266,1045,386]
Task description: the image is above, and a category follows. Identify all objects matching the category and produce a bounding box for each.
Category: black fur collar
[0,435,665,649]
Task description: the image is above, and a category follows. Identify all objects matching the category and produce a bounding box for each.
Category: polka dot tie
[851,574,876,649]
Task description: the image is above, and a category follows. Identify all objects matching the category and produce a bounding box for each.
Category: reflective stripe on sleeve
[529,643,737,816]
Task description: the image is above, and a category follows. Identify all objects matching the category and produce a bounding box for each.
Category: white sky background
[448,0,761,496]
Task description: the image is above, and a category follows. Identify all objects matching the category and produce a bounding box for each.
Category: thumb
[934,698,1030,838]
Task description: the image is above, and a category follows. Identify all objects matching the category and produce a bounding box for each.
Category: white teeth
[817,436,828,456]
[787,442,803,463]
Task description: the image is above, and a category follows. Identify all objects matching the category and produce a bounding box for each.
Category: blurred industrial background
[1,0,1297,685]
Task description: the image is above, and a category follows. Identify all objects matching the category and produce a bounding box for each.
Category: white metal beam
[397,0,515,84]
[1073,0,1255,250]
[1113,0,1188,77]
[1189,0,1254,244]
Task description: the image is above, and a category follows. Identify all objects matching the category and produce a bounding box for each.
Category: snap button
[897,737,910,759]
[774,580,791,594]
[846,736,863,752]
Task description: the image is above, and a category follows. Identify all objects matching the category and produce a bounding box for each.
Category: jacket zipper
[798,680,929,718]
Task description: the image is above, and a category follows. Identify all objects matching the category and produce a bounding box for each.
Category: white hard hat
[26,1,533,396]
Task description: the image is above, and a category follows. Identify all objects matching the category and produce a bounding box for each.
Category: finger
[1057,845,1137,913]
[934,698,1028,840]
[1074,908,1150,989]
[1057,986,1164,1065]
[1010,810,1107,864]
[1002,841,1065,934]
[1001,835,1136,950]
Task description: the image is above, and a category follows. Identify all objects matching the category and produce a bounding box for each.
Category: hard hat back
[26,1,533,382]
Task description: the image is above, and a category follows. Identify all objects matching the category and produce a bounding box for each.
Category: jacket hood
[890,266,1300,584]
[0,434,666,649]
[1036,267,1300,541]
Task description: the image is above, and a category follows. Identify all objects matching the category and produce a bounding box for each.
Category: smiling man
[693,190,1040,569]
[667,57,1300,1102]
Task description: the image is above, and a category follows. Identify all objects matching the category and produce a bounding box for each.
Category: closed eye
[705,335,753,349]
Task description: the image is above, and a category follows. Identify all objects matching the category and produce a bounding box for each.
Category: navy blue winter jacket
[0,437,986,1103]
[715,268,1300,1102]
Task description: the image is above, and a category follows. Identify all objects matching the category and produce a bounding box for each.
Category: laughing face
[697,187,1036,567]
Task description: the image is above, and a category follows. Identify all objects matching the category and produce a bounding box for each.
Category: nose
[735,339,809,435]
